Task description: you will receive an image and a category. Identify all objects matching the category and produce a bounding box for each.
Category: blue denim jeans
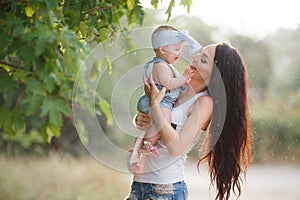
[137,93,173,114]
[125,181,188,200]
[137,83,180,114]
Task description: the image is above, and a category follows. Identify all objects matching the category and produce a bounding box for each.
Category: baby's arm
[152,63,191,90]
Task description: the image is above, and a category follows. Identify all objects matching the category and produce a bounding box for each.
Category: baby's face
[163,41,184,55]
[161,41,184,64]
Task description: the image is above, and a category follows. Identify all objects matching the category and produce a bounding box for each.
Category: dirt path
[185,160,300,200]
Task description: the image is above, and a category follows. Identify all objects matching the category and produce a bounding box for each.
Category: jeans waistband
[134,180,185,186]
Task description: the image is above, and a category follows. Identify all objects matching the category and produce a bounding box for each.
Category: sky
[141,0,300,39]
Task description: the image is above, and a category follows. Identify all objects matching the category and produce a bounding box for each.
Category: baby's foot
[142,141,159,158]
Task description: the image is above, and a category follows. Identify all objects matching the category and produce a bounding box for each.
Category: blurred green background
[0,0,299,199]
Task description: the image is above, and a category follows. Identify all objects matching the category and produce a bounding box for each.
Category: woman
[126,42,252,200]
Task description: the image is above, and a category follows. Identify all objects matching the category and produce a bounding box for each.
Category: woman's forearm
[150,97,213,157]
[146,76,212,156]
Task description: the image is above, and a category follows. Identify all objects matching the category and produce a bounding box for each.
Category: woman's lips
[189,65,196,70]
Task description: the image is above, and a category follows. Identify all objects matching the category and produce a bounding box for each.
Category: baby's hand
[183,66,193,81]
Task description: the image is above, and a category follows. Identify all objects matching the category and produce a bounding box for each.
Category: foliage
[1,0,83,145]
[230,35,272,95]
[0,0,192,153]
[267,27,300,93]
[151,0,192,20]
[251,96,300,162]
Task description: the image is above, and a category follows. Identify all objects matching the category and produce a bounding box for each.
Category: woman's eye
[201,57,207,63]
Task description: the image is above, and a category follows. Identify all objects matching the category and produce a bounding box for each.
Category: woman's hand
[144,74,166,107]
[135,112,151,130]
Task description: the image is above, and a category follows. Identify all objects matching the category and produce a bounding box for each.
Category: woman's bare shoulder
[192,95,213,113]
[188,95,213,116]
[197,95,213,105]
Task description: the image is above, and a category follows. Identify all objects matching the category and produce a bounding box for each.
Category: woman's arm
[150,97,213,156]
[144,75,213,156]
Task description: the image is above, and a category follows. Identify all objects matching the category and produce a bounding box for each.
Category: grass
[0,155,131,200]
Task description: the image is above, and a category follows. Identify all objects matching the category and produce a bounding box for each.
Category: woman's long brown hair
[198,42,252,200]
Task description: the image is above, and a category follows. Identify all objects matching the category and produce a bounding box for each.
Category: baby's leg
[144,107,172,145]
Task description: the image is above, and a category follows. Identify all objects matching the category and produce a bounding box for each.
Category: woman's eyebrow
[202,53,209,59]
[202,52,213,62]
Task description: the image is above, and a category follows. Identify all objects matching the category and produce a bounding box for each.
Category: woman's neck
[188,79,207,93]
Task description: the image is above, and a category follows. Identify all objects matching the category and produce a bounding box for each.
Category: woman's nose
[192,54,198,62]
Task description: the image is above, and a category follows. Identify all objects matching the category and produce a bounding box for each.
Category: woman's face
[191,44,217,82]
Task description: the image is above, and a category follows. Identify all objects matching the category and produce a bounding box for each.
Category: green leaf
[135,5,145,26]
[76,120,88,145]
[0,107,15,135]
[35,25,56,56]
[40,97,71,127]
[25,3,40,18]
[63,52,76,74]
[12,70,26,82]
[0,71,16,93]
[90,59,103,81]
[25,5,35,17]
[124,37,136,54]
[180,0,192,13]
[19,44,34,68]
[104,56,112,75]
[26,77,43,95]
[12,25,25,37]
[41,101,62,127]
[42,120,61,143]
[21,93,43,116]
[0,107,12,128]
[127,0,135,11]
[98,99,113,126]
[45,0,57,10]
[12,108,25,131]
[151,0,160,9]
[99,28,111,42]
[165,0,175,21]
[35,37,48,56]
[79,22,88,38]
[42,73,56,93]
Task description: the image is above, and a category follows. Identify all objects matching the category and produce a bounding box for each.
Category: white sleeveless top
[133,91,209,184]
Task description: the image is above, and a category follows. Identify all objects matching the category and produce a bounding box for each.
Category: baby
[129,25,202,168]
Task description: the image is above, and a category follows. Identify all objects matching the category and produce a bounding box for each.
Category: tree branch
[0,61,25,70]
[15,89,26,108]
[81,1,122,19]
